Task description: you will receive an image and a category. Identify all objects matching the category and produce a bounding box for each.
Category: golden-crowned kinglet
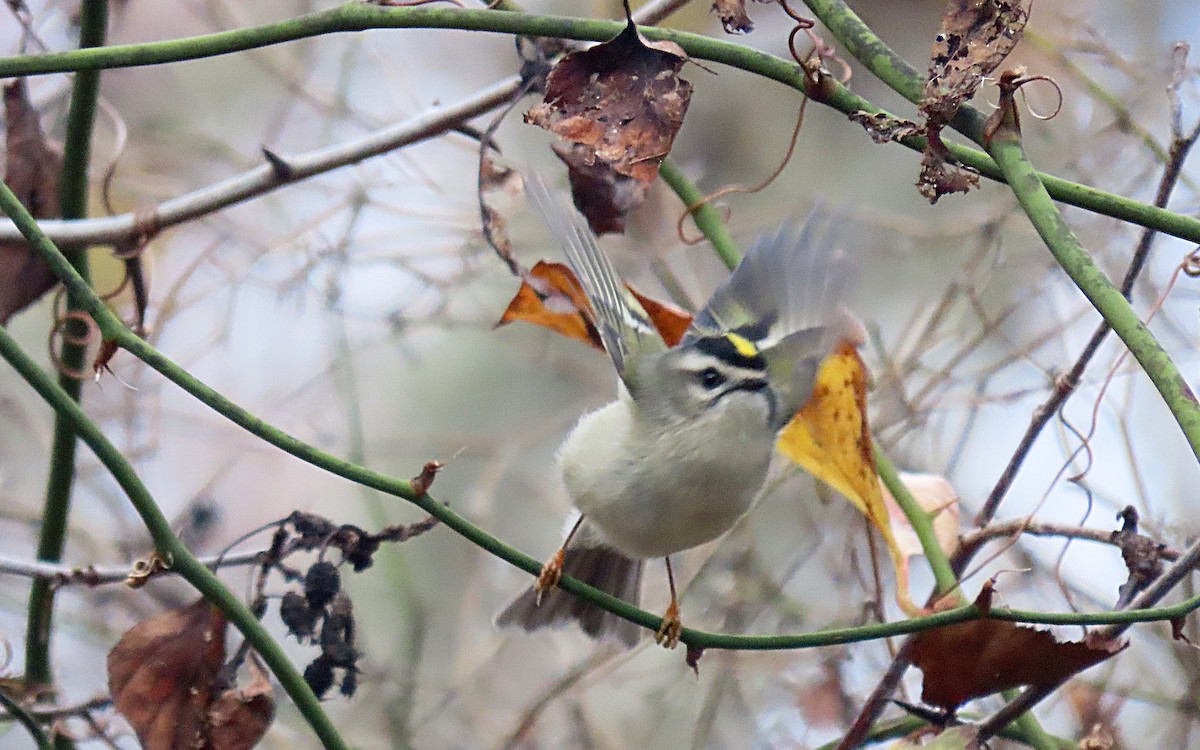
[496,176,855,647]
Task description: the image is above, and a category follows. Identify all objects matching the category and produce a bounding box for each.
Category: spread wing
[687,212,857,422]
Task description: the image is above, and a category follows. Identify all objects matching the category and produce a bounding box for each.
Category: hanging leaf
[916,0,1030,202]
[712,0,755,33]
[776,342,920,615]
[108,599,227,749]
[498,260,692,349]
[525,12,693,184]
[496,260,604,351]
[910,586,1126,711]
[1,79,62,324]
[552,142,649,235]
[107,598,277,749]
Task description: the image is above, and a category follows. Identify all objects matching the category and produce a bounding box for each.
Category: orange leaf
[496,261,604,352]
[498,261,694,350]
[628,284,692,347]
[776,342,919,615]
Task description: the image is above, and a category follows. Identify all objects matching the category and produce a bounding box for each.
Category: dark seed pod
[340,666,358,698]
[304,654,335,699]
[304,561,341,610]
[280,590,319,641]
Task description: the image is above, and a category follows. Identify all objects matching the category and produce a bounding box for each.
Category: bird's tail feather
[495,545,643,647]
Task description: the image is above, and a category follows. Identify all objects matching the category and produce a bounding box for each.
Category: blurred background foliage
[2,0,1199,747]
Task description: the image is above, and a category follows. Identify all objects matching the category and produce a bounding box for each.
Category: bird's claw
[534,548,565,605]
[655,599,683,649]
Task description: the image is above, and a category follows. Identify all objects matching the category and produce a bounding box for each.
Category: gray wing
[688,211,857,423]
[525,174,664,387]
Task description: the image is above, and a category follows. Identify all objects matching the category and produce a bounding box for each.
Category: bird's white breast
[558,394,775,559]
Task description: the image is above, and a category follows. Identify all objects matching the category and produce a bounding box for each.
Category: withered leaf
[627,284,691,347]
[923,0,1030,123]
[909,588,1125,711]
[525,16,693,184]
[496,260,603,351]
[207,656,275,750]
[480,153,520,273]
[553,142,649,235]
[712,0,755,34]
[1,79,63,324]
[108,599,228,750]
[848,111,921,145]
[497,260,693,350]
[916,0,1029,203]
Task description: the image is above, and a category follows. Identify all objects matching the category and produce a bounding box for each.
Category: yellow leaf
[776,342,921,616]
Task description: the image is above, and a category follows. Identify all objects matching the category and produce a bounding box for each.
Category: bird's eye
[697,367,725,389]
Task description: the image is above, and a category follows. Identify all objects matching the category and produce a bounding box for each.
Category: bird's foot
[655,599,683,649]
[534,548,565,605]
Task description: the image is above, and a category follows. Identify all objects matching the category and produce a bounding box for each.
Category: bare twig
[0,77,526,246]
[0,550,262,586]
[975,53,1200,527]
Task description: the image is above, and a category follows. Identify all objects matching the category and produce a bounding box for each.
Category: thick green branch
[25,0,107,718]
[986,120,1200,470]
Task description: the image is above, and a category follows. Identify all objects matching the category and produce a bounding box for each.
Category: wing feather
[525,174,663,387]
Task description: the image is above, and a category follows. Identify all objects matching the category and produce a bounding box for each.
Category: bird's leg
[535,514,586,605]
[655,556,683,649]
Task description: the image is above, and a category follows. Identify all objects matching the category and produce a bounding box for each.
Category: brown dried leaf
[108,599,227,750]
[525,17,693,184]
[916,134,979,203]
[910,589,1125,711]
[480,153,520,271]
[207,656,275,750]
[922,0,1029,125]
[712,0,754,33]
[1,79,62,324]
[553,143,649,235]
[916,0,1028,203]
[848,111,921,144]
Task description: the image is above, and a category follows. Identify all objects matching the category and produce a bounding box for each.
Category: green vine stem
[657,157,742,271]
[24,2,107,732]
[0,7,1197,245]
[0,327,350,750]
[984,91,1200,470]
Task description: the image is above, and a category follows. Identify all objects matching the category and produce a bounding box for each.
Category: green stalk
[985,107,1200,470]
[658,158,742,270]
[0,7,1197,244]
[24,4,107,734]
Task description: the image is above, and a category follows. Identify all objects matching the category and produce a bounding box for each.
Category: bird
[496,175,856,648]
